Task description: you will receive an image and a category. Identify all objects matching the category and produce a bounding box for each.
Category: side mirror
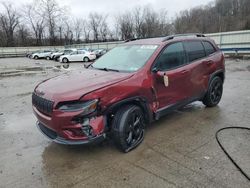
[157,71,166,78]
[154,69,169,87]
[153,67,164,76]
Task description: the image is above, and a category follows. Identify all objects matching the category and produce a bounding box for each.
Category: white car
[50,49,77,60]
[59,50,96,63]
[31,50,53,60]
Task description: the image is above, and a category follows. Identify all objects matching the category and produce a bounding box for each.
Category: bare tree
[117,12,134,40]
[99,15,109,41]
[39,0,62,45]
[89,12,103,41]
[73,18,83,43]
[133,7,144,38]
[82,21,91,43]
[63,21,74,45]
[23,2,45,45]
[116,6,171,40]
[1,0,250,46]
[0,2,19,46]
[16,24,30,46]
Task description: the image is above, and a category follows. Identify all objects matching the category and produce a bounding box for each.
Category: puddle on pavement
[0,64,72,78]
[16,92,33,97]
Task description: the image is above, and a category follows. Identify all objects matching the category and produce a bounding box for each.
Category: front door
[153,42,192,109]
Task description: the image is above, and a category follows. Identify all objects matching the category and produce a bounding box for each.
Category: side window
[203,41,216,55]
[78,51,85,54]
[157,42,186,71]
[184,41,206,62]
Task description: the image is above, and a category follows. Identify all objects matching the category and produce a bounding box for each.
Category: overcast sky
[1,0,212,23]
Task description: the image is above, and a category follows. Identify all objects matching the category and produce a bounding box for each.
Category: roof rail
[124,36,164,42]
[124,38,138,43]
[162,33,205,42]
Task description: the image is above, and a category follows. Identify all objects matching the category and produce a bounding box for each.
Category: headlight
[58,99,99,115]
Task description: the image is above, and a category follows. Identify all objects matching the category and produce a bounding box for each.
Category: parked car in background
[32,34,225,152]
[26,51,40,58]
[51,49,77,61]
[93,49,107,58]
[31,50,53,60]
[59,50,96,63]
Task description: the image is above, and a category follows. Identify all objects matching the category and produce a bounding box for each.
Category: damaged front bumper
[37,121,106,145]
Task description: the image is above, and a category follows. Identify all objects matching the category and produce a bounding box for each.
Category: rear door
[183,41,207,97]
[153,42,192,109]
[77,51,86,61]
[202,41,218,75]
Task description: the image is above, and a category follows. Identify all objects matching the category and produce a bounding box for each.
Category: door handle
[205,60,213,65]
[181,70,189,74]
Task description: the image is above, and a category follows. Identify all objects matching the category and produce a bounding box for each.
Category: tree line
[0,0,250,47]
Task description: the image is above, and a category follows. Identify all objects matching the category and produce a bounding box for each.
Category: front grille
[32,93,54,116]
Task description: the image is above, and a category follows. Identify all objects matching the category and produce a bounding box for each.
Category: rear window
[184,41,206,62]
[203,41,216,55]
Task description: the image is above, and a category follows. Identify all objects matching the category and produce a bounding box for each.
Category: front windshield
[92,45,158,72]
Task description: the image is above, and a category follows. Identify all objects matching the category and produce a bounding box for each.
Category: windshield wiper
[95,67,120,72]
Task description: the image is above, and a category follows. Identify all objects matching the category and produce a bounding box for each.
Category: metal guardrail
[0,46,64,58]
[206,30,250,55]
[1,30,250,58]
[65,41,124,50]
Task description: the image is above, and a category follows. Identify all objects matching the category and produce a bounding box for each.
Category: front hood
[35,69,133,102]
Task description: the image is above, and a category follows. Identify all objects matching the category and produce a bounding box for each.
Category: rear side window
[184,41,206,62]
[157,42,186,71]
[78,51,85,54]
[203,41,216,55]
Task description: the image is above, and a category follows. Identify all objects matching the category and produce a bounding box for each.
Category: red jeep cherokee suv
[32,34,225,152]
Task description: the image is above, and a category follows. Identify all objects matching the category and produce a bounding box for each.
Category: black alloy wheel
[203,76,223,107]
[112,105,145,152]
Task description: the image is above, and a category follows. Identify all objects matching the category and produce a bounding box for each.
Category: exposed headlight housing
[58,99,99,115]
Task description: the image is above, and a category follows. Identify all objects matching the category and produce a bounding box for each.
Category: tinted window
[78,51,85,54]
[64,50,72,54]
[184,41,206,62]
[203,41,216,55]
[157,42,186,71]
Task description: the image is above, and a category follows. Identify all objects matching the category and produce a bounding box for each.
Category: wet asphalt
[0,57,250,188]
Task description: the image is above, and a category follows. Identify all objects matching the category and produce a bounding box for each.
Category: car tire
[46,56,50,60]
[34,56,38,60]
[112,105,145,153]
[62,58,69,63]
[83,57,89,62]
[202,76,223,107]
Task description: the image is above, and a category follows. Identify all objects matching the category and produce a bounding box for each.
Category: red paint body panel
[33,36,225,144]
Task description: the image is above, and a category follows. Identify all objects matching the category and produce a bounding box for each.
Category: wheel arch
[105,96,153,125]
[209,69,225,85]
[83,56,90,61]
[62,57,68,62]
